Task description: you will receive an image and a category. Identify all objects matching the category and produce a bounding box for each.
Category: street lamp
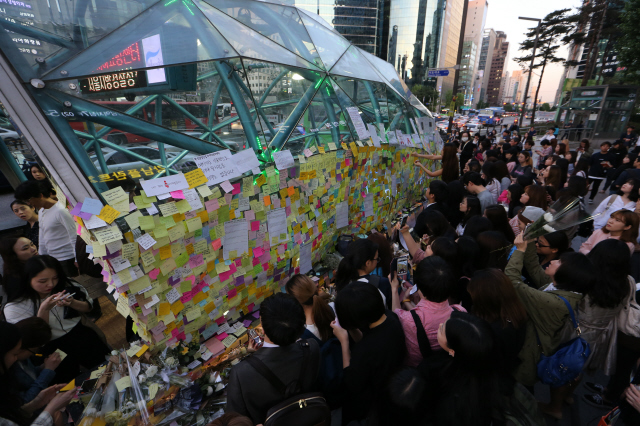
[518,16,542,128]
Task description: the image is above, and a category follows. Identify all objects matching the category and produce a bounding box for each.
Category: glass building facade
[291,0,385,56]
[0,0,427,193]
[387,0,447,86]
[460,39,478,106]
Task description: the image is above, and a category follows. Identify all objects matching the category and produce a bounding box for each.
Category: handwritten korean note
[232,149,261,175]
[223,219,248,260]
[299,242,312,274]
[193,150,241,185]
[101,187,128,205]
[140,174,189,197]
[336,201,348,229]
[272,150,295,171]
[267,208,287,245]
[346,106,370,140]
[184,168,208,189]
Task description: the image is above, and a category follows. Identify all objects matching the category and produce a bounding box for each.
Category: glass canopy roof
[0,0,432,191]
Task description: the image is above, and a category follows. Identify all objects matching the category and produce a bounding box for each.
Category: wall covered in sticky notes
[72,142,440,351]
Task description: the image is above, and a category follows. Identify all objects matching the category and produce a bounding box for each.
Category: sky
[483,0,582,104]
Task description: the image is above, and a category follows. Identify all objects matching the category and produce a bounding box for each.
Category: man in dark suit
[226,293,320,424]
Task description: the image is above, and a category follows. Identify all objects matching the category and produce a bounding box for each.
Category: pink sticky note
[251,220,260,231]
[149,268,160,280]
[170,190,185,199]
[220,180,233,193]
[171,328,180,337]
[216,332,229,341]
[215,316,227,325]
[189,254,204,269]
[224,193,233,204]
[211,239,222,250]
[227,288,237,299]
[219,271,232,281]
[228,263,238,274]
[205,199,220,212]
[245,210,255,221]
[232,183,241,195]
[253,247,264,257]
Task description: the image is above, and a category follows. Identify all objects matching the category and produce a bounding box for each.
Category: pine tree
[515,9,571,125]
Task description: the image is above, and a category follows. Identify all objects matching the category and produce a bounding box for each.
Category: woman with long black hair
[334,239,392,308]
[412,143,460,183]
[0,322,77,426]
[3,255,110,383]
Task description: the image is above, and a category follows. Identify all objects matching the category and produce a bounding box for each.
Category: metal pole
[447,0,470,134]
[519,20,541,127]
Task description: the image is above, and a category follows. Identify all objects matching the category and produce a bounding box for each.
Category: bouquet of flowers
[523,197,600,240]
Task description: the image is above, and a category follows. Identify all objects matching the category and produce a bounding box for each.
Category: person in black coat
[587,141,615,202]
[458,131,475,172]
[226,293,321,425]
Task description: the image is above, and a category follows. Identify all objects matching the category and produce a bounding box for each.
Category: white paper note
[272,150,295,171]
[135,233,157,251]
[140,174,189,197]
[232,149,261,175]
[223,218,249,260]
[193,150,241,185]
[346,107,370,140]
[367,124,381,147]
[364,195,374,217]
[267,208,288,244]
[336,201,348,229]
[299,242,312,274]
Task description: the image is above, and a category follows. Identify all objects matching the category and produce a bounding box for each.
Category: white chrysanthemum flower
[138,375,146,383]
[145,366,158,378]
[544,213,554,222]
[543,224,556,233]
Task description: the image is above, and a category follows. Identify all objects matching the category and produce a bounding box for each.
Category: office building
[478,28,496,104]
[292,1,385,56]
[486,31,509,106]
[460,39,478,106]
[463,0,488,106]
[437,0,465,95]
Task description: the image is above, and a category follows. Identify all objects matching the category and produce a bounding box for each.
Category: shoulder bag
[617,276,640,338]
[536,295,591,387]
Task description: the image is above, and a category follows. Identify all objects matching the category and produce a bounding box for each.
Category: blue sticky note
[202,323,219,340]
[80,197,104,215]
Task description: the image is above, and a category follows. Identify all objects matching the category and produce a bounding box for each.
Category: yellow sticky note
[184,168,208,189]
[97,205,120,224]
[141,250,156,267]
[115,376,131,392]
[186,217,202,232]
[159,245,172,260]
[54,349,67,361]
[92,242,106,258]
[176,200,191,214]
[60,379,75,392]
[158,302,170,316]
[89,366,106,380]
[135,344,149,358]
[186,308,201,322]
[196,185,213,198]
[255,174,267,187]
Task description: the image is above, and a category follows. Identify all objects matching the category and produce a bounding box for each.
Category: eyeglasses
[535,240,550,248]
[372,257,381,263]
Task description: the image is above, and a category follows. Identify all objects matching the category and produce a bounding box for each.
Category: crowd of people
[221,125,640,425]
[3,126,640,426]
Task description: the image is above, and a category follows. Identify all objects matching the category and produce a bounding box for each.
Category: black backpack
[245,340,331,426]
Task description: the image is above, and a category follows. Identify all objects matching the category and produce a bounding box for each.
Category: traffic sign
[428,70,450,77]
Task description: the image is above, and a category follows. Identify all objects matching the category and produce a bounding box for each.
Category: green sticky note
[175,251,189,268]
[139,216,156,230]
[180,281,192,293]
[153,225,169,238]
[176,200,191,214]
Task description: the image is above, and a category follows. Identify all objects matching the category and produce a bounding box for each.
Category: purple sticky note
[70,202,83,217]
[243,319,252,327]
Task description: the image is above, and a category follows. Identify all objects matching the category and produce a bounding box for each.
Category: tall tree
[515,9,572,125]
[617,0,640,84]
[562,1,626,86]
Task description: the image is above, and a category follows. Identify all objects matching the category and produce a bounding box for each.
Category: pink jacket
[579,229,635,255]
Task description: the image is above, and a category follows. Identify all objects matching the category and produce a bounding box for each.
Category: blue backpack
[536,295,591,387]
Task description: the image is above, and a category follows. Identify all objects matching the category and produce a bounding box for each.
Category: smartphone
[81,378,98,393]
[248,329,263,349]
[397,256,409,280]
